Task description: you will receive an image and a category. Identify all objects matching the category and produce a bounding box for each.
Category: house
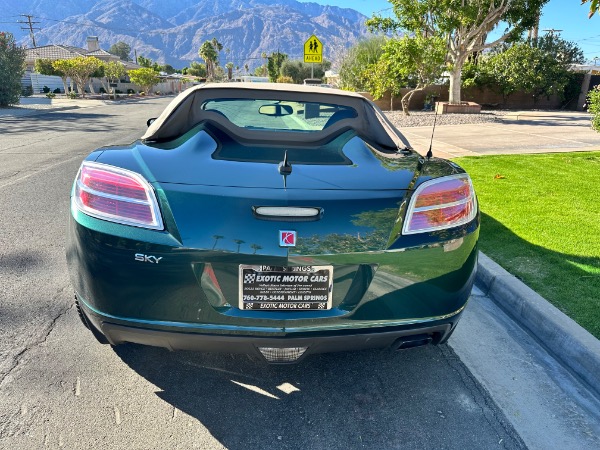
[23,37,142,94]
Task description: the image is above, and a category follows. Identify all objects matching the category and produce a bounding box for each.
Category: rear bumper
[82,303,461,363]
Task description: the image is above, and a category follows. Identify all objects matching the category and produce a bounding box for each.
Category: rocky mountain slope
[3,0,369,69]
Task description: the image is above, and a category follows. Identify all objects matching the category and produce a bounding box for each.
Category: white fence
[21,72,194,95]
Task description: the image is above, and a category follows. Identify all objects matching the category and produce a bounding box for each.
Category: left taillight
[73,161,164,230]
[402,174,477,235]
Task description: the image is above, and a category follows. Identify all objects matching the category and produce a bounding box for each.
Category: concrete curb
[476,251,600,398]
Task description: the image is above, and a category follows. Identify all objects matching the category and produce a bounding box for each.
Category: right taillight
[73,161,164,230]
[402,174,477,235]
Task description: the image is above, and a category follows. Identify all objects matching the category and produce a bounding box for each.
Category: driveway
[399,111,600,158]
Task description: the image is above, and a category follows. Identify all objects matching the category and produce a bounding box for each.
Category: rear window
[200,98,358,132]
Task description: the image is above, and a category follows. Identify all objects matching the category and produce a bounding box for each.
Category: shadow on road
[113,343,525,450]
[0,112,120,136]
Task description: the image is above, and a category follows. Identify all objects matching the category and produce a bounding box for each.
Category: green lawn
[454,152,600,339]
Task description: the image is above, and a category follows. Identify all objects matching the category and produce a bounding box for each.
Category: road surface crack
[0,289,74,388]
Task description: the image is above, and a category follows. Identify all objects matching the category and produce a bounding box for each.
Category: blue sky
[301,0,600,63]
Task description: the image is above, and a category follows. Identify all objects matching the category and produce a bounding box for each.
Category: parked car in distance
[67,83,479,363]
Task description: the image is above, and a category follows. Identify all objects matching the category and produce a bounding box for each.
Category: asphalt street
[0,99,598,449]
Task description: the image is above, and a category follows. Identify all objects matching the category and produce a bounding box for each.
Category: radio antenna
[426,100,438,160]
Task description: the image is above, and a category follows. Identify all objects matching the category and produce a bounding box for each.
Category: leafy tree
[280,60,331,84]
[367,0,549,104]
[276,75,294,83]
[107,42,132,61]
[267,51,288,82]
[0,32,26,106]
[137,55,153,68]
[364,35,446,114]
[53,57,103,98]
[128,67,160,93]
[254,65,266,77]
[160,64,176,74]
[586,85,600,132]
[35,58,68,93]
[465,41,573,105]
[104,61,126,98]
[530,34,585,65]
[582,0,599,18]
[339,36,387,91]
[186,61,207,77]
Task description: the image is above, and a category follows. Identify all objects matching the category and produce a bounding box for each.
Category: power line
[18,14,41,47]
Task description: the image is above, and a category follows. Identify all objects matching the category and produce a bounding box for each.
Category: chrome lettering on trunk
[134,253,163,264]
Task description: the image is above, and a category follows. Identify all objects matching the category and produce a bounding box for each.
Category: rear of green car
[67,86,479,362]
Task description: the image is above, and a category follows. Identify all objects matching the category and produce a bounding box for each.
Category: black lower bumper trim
[100,321,454,362]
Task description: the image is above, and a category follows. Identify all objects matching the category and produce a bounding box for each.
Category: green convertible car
[66,83,479,363]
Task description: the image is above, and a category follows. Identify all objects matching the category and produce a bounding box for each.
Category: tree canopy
[582,0,599,18]
[198,38,223,80]
[463,35,583,106]
[128,68,160,93]
[267,51,288,82]
[53,57,103,98]
[107,42,132,61]
[338,36,387,91]
[364,34,446,114]
[367,0,549,104]
[0,32,26,106]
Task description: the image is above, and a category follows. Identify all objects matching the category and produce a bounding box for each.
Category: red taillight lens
[403,174,477,235]
[73,162,164,230]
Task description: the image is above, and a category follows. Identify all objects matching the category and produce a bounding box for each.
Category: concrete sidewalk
[401,110,600,159]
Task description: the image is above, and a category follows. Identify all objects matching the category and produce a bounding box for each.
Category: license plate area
[239,265,333,311]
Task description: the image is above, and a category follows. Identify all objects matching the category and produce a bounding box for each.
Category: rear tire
[75,295,109,345]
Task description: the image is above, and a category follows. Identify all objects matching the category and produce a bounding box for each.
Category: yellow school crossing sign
[304,35,323,63]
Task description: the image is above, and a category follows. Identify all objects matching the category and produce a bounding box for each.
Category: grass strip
[454,152,600,339]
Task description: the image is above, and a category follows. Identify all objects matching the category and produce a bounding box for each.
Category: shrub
[587,85,600,133]
[276,76,294,83]
[99,87,106,93]
[45,92,56,99]
[0,32,26,106]
[67,91,79,99]
[42,85,50,93]
[22,86,33,97]
[140,91,146,96]
[53,88,61,94]
[127,88,135,94]
[115,89,123,94]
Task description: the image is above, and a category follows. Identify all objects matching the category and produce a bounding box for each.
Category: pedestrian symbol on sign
[304,35,323,63]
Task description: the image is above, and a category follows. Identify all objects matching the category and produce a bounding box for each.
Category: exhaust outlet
[392,335,433,351]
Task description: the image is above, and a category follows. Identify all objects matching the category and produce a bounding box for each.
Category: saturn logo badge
[279,230,297,247]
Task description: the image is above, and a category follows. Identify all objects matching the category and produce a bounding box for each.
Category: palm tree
[225,62,234,80]
[233,239,246,253]
[250,244,263,254]
[212,235,224,249]
[261,52,268,76]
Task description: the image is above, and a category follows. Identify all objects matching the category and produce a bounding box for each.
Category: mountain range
[2,0,369,70]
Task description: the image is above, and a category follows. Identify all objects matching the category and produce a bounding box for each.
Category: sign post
[304,35,323,79]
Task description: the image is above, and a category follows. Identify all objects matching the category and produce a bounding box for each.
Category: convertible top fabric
[141,83,410,150]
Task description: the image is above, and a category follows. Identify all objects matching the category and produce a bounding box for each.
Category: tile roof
[25,45,87,63]
[26,45,123,63]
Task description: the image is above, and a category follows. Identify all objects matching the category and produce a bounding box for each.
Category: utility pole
[19,14,41,47]
[542,28,563,36]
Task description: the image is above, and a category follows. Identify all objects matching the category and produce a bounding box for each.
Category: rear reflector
[73,161,164,230]
[258,347,308,363]
[403,174,477,235]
